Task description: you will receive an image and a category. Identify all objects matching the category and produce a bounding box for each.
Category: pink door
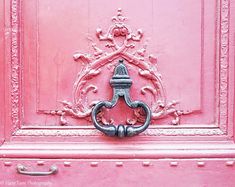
[0,0,235,186]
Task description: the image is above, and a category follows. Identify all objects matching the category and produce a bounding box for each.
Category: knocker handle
[91,60,151,138]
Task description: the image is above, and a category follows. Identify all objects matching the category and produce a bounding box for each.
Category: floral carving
[219,0,229,133]
[14,128,224,137]
[11,0,20,129]
[51,8,191,126]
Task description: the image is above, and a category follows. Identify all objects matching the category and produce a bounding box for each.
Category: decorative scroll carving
[219,0,229,133]
[51,9,192,126]
[11,0,20,129]
[14,128,224,136]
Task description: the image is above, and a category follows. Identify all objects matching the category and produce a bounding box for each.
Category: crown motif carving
[95,8,143,50]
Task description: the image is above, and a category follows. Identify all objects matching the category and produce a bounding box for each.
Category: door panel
[21,0,215,128]
[0,0,234,141]
[14,0,231,141]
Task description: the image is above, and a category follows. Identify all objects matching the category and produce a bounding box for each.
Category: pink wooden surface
[0,0,235,186]
[1,159,235,187]
[12,0,232,140]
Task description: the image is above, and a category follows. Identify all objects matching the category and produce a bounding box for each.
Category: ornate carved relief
[219,0,229,133]
[11,0,20,129]
[49,9,192,126]
[14,128,224,137]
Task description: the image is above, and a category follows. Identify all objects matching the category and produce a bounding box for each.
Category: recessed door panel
[21,0,217,130]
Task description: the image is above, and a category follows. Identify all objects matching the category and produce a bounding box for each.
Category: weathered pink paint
[0,0,235,186]
[0,159,235,187]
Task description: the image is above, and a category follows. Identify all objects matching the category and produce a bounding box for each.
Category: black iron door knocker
[91,59,151,138]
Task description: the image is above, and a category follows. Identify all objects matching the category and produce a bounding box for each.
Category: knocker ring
[91,59,151,138]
